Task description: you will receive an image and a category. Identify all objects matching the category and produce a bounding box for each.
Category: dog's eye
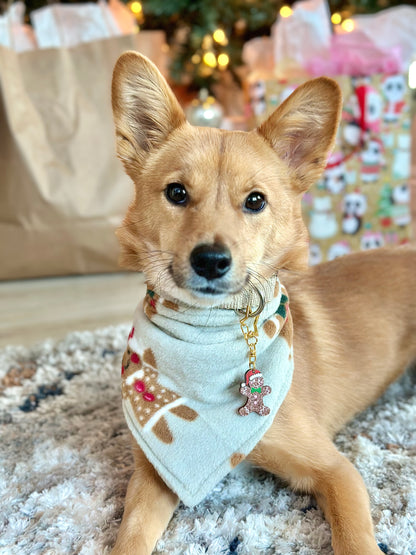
[165,183,188,206]
[244,192,266,213]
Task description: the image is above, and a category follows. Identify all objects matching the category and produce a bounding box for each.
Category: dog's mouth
[167,263,247,302]
[193,285,227,296]
[164,260,273,313]
[190,283,243,298]
[165,243,273,307]
[165,243,249,301]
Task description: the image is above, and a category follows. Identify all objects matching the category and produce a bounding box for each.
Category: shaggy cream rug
[0,325,415,555]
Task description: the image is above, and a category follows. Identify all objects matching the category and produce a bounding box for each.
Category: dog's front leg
[112,444,178,555]
[250,413,381,555]
[312,450,381,555]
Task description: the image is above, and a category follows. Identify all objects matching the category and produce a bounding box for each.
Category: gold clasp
[240,305,260,370]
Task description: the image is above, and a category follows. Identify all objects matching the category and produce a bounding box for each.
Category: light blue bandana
[121,277,294,507]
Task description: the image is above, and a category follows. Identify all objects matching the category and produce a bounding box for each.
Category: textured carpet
[0,325,415,555]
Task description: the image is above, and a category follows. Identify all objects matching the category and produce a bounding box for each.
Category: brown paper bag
[0,32,165,280]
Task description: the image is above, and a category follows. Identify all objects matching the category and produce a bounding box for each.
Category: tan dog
[111,51,416,555]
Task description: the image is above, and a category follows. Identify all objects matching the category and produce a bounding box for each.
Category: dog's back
[283,245,416,434]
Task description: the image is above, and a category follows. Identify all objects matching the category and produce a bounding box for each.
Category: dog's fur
[111,51,416,554]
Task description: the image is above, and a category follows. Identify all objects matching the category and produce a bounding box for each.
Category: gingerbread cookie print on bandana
[121,344,198,444]
[263,285,292,349]
[144,289,158,319]
[144,288,179,320]
[275,288,293,348]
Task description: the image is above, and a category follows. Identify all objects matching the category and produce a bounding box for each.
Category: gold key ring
[236,284,265,318]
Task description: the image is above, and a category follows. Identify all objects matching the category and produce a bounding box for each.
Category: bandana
[121,276,294,507]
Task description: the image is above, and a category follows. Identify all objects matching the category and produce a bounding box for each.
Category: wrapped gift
[244,1,413,263]
[305,73,411,264]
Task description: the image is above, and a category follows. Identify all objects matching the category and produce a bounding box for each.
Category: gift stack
[244,0,414,264]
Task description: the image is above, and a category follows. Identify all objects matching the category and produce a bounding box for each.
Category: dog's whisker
[118,217,150,229]
[246,269,270,301]
[250,260,279,273]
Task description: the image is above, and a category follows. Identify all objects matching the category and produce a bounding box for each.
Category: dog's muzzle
[190,243,232,281]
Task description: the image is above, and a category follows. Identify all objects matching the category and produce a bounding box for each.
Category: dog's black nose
[190,243,232,280]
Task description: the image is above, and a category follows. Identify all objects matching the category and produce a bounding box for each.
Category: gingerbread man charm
[238,368,271,416]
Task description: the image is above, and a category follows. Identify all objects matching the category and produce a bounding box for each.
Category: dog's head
[112,52,341,306]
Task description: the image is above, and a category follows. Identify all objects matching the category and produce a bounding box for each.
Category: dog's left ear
[257,77,342,192]
[112,51,187,175]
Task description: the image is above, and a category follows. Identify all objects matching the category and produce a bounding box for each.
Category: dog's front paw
[111,538,153,555]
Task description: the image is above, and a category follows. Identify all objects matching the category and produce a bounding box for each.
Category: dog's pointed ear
[257,77,342,192]
[112,51,187,174]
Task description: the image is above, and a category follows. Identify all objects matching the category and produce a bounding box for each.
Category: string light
[217,53,230,69]
[196,29,230,74]
[331,12,342,25]
[203,52,217,68]
[130,1,142,14]
[280,6,293,18]
[213,28,228,46]
[341,18,355,32]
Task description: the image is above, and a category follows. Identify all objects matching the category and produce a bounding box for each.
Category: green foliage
[341,0,408,13]
[141,0,281,89]
[6,0,414,89]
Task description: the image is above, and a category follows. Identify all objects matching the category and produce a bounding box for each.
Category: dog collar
[144,275,279,316]
[219,274,279,314]
[121,276,294,506]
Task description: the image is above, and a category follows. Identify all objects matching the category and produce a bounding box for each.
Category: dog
[110,51,416,554]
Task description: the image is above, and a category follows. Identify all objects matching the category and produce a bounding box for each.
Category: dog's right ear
[112,51,186,175]
[257,77,342,193]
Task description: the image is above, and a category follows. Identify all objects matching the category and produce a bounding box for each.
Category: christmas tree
[10,0,414,89]
[376,183,394,228]
[139,0,281,88]
[137,0,413,88]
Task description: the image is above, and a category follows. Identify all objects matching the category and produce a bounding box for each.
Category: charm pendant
[238,368,272,417]
[238,305,271,416]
